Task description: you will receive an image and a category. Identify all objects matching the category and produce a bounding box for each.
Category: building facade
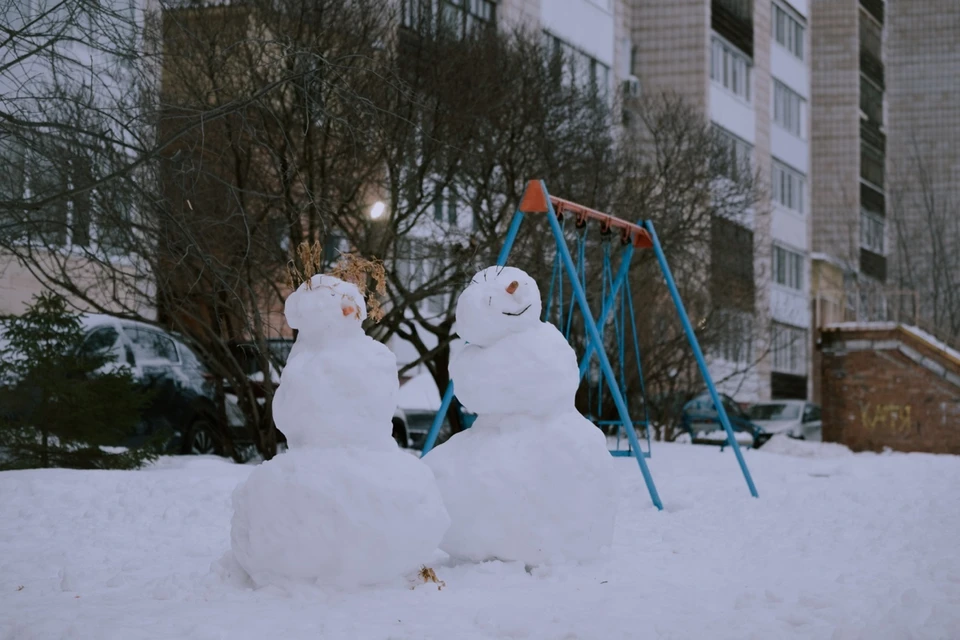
[0,0,154,319]
[809,0,886,324]
[392,0,815,404]
[630,0,813,403]
[885,0,960,341]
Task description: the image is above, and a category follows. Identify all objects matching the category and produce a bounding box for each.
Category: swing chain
[574,209,589,229]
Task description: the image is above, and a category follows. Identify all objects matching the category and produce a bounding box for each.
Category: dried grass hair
[286,240,386,322]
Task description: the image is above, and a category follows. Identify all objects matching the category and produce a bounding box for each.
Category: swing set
[420,180,758,510]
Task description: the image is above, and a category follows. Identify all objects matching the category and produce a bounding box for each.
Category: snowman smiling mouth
[502,304,531,317]
[501,280,530,316]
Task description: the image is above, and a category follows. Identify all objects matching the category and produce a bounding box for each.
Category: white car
[747,400,822,441]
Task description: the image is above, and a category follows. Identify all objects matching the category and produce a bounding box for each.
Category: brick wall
[820,325,960,454]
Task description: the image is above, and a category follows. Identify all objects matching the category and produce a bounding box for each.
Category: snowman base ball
[424,413,617,566]
[231,448,450,588]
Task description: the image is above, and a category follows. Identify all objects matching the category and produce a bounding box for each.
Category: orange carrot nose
[342,305,356,317]
[506,281,519,294]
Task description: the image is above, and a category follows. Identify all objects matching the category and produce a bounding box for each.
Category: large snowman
[424,266,618,566]
[230,273,450,588]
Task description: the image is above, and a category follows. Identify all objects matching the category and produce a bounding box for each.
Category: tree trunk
[428,337,464,434]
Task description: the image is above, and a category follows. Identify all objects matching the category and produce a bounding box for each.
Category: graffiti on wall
[859,402,912,436]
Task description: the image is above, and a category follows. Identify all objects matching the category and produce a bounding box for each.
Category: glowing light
[369,201,386,220]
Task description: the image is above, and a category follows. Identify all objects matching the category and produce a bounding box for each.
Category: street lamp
[369,201,386,220]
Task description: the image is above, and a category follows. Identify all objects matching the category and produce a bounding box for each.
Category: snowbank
[760,434,854,459]
[3,446,960,639]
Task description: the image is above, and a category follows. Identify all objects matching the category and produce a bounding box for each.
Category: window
[772,2,804,59]
[860,75,883,125]
[714,126,753,180]
[0,140,95,248]
[402,0,495,37]
[802,403,821,423]
[81,327,121,358]
[860,210,885,254]
[859,11,882,63]
[773,79,805,137]
[717,310,754,364]
[860,140,885,189]
[543,31,610,99]
[122,327,180,364]
[772,244,804,290]
[432,184,460,225]
[772,323,808,375]
[771,159,805,213]
[710,35,752,101]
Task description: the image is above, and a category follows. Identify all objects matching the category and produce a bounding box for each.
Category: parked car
[748,400,822,441]
[680,392,771,448]
[75,315,251,455]
[404,408,453,450]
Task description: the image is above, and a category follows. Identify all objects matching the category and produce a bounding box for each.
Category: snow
[427,266,617,565]
[426,413,617,565]
[230,274,449,589]
[453,266,542,348]
[824,321,960,365]
[900,325,960,364]
[398,372,442,411]
[3,444,960,639]
[271,274,399,450]
[230,448,449,589]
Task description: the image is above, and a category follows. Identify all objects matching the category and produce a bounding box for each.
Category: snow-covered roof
[823,322,960,368]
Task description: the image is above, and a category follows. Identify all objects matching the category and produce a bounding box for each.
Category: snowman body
[230,275,450,588]
[424,266,617,565]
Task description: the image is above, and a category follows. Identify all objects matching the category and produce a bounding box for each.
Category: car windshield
[748,403,801,420]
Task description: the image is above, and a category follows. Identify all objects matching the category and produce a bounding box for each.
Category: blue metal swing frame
[420,181,759,510]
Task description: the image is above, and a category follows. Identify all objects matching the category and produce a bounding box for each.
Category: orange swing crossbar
[518,179,653,249]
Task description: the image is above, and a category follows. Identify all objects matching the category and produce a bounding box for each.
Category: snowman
[230,272,450,588]
[424,266,618,566]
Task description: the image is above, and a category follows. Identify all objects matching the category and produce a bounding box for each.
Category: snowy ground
[2,438,959,640]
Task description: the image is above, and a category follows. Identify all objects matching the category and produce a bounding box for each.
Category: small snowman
[424,266,618,566]
[230,255,450,588]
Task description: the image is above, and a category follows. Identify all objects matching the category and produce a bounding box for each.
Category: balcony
[712,0,753,58]
[860,0,884,25]
[859,48,884,88]
[860,183,885,216]
[860,248,887,283]
[860,119,886,153]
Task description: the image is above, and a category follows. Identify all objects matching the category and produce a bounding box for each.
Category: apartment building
[630,0,813,402]
[0,0,153,319]
[389,0,634,376]
[809,0,885,314]
[885,1,960,339]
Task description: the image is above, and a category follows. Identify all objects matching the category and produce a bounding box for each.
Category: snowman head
[455,266,542,347]
[285,274,366,339]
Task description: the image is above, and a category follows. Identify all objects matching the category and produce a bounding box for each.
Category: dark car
[404,408,455,450]
[680,392,771,448]
[75,315,249,456]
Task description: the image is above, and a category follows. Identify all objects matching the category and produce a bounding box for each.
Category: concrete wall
[631,0,709,109]
[0,254,155,319]
[810,0,861,266]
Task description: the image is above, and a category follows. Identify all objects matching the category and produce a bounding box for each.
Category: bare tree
[889,140,960,341]
[0,0,765,454]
